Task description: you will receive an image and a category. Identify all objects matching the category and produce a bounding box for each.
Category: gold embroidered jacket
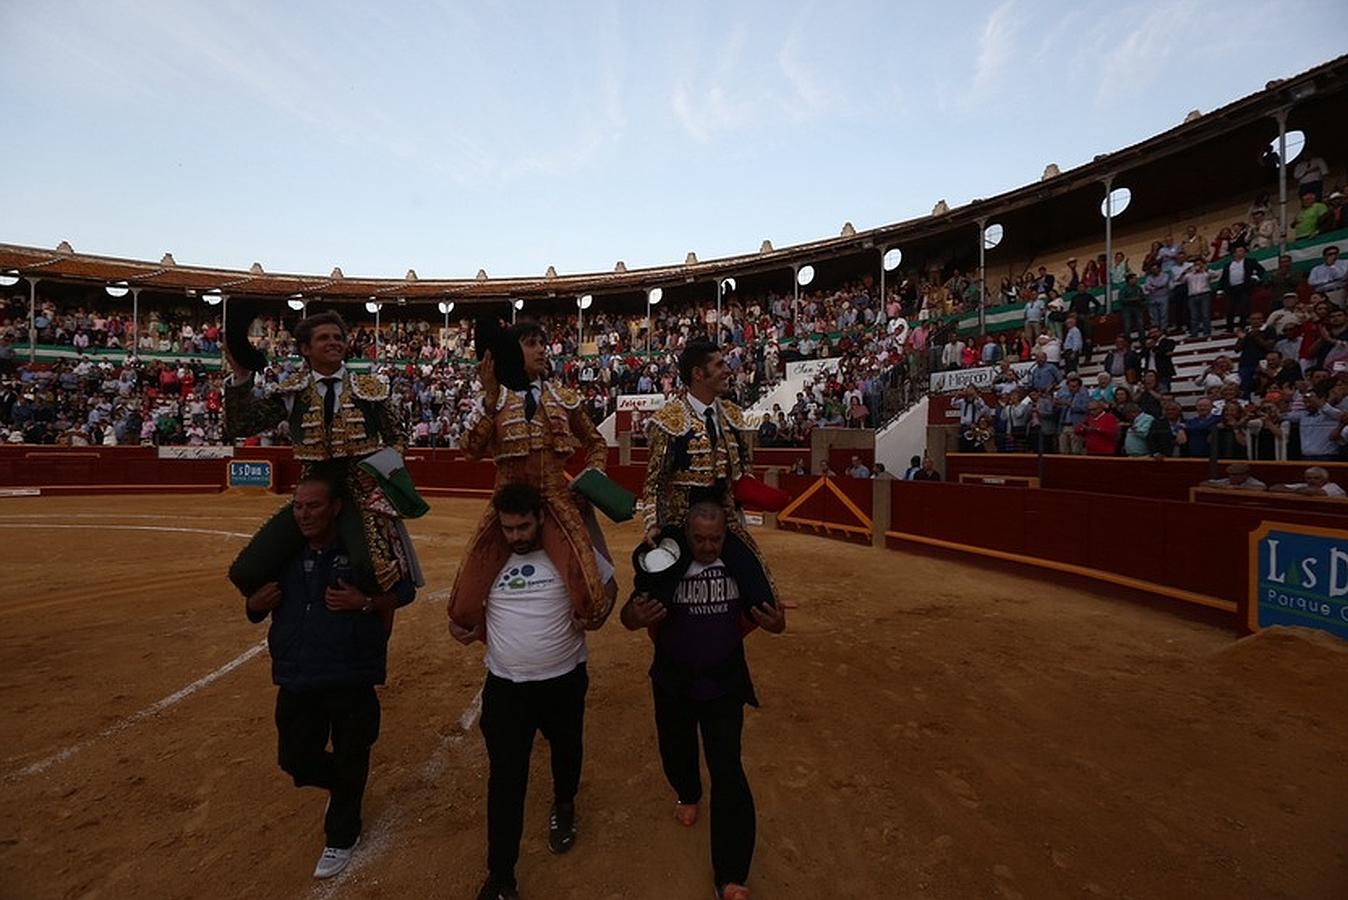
[224,367,402,461]
[638,396,755,531]
[462,381,606,477]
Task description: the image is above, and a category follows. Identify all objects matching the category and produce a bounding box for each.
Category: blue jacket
[249,539,415,691]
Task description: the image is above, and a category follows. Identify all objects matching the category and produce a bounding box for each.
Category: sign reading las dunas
[1249,522,1348,641]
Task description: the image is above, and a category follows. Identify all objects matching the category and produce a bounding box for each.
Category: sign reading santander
[1248,522,1348,641]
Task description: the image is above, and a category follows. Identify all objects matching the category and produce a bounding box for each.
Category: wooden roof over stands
[2,54,1345,308]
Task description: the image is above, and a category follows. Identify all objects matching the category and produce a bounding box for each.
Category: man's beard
[511,539,537,554]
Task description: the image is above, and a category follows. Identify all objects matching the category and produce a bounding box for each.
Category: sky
[1,0,1343,281]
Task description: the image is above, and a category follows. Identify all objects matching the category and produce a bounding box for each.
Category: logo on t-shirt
[673,564,739,616]
[497,562,555,593]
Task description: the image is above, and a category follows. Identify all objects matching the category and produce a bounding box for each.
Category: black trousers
[1226,286,1252,330]
[275,685,381,850]
[480,663,588,883]
[652,681,756,888]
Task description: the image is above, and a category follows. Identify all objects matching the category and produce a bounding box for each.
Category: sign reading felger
[1249,522,1348,641]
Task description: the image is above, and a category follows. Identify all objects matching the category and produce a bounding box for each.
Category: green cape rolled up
[228,502,377,597]
[571,468,636,523]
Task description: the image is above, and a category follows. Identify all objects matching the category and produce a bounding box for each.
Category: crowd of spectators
[953,293,1348,462]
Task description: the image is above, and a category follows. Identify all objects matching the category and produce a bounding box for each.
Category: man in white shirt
[1308,246,1346,308]
[450,483,615,900]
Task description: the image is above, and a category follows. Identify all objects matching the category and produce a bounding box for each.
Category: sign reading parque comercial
[1249,521,1348,642]
[228,460,274,490]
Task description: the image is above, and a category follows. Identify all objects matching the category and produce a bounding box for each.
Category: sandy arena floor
[1,493,1346,900]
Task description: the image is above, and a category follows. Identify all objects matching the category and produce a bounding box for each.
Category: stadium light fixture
[202,290,223,306]
[977,223,1003,336]
[792,264,815,330]
[364,300,381,314]
[287,296,305,311]
[511,297,524,323]
[437,300,454,332]
[105,282,130,298]
[1100,183,1131,313]
[577,293,594,347]
[0,270,19,288]
[715,277,735,342]
[645,287,664,356]
[879,248,903,317]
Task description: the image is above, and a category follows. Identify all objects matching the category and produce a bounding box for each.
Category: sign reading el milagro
[1249,522,1348,641]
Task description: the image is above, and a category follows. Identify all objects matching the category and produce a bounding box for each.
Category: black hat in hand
[224,297,267,373]
[632,526,691,607]
[473,316,529,392]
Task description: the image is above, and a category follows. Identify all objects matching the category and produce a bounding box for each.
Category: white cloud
[969,0,1022,103]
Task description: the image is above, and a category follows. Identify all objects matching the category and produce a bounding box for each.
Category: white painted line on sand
[307,685,484,898]
[7,640,268,781]
[0,523,253,539]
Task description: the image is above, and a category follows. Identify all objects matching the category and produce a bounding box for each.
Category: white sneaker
[313,837,358,879]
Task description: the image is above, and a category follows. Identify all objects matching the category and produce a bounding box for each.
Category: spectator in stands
[1182,258,1218,337]
[1285,391,1345,461]
[1183,397,1220,459]
[845,455,871,479]
[1321,191,1346,234]
[1061,316,1083,373]
[1308,246,1346,308]
[1216,244,1264,331]
[1234,312,1274,396]
[1023,293,1045,343]
[1102,336,1140,381]
[1248,209,1277,250]
[1211,402,1250,459]
[1088,372,1114,404]
[1295,191,1329,241]
[1026,351,1061,394]
[1109,251,1132,288]
[1136,371,1166,419]
[1117,272,1145,341]
[817,459,837,478]
[845,395,870,429]
[1266,291,1304,334]
[954,385,992,452]
[1266,254,1303,302]
[1141,327,1177,393]
[1269,466,1346,497]
[1143,263,1171,332]
[1181,225,1207,261]
[1067,286,1101,361]
[911,455,941,481]
[902,455,922,480]
[871,463,894,480]
[1077,400,1120,456]
[1201,462,1266,491]
[1294,154,1330,200]
[1120,405,1160,458]
[1054,375,1090,454]
[1195,355,1240,394]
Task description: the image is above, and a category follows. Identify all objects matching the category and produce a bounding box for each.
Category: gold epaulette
[546,381,582,409]
[350,373,391,402]
[648,398,690,436]
[718,398,755,431]
[273,369,310,394]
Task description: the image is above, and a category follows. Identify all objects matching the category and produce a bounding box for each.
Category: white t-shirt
[484,548,612,682]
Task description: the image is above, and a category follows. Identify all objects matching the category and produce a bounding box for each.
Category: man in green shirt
[1295,191,1329,241]
[1117,273,1145,340]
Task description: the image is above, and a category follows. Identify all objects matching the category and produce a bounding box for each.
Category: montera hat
[473,317,530,392]
[631,525,692,606]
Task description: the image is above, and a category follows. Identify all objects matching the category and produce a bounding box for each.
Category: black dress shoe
[548,801,577,854]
